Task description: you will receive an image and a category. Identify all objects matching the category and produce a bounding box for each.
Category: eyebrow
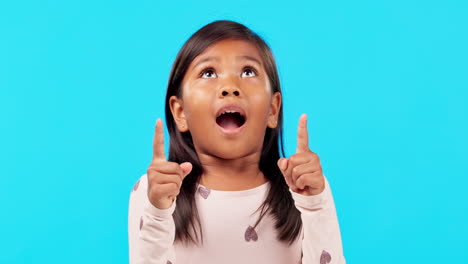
[192,55,263,69]
[193,56,219,69]
[236,55,263,67]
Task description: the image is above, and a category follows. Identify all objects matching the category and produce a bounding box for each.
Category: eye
[241,66,257,78]
[200,68,217,78]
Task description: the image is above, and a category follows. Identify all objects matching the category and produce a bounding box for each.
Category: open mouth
[216,111,246,129]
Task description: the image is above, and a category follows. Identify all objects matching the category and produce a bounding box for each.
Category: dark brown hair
[164,20,302,245]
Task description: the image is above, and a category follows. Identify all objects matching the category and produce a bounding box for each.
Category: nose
[218,77,241,98]
[219,86,240,98]
[220,88,240,97]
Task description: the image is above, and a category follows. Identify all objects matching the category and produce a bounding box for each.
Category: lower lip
[217,123,246,135]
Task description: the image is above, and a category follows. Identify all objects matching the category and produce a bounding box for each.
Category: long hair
[164,20,302,245]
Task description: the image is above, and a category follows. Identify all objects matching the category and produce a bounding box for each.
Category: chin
[213,144,260,161]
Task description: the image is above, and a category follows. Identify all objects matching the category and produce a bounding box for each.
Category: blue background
[1,0,467,263]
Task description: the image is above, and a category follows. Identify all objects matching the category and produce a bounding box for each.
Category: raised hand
[146,119,193,209]
[277,114,325,196]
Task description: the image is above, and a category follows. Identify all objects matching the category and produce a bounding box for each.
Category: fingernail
[180,162,193,176]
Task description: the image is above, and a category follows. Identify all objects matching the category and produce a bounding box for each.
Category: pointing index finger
[152,119,166,161]
[296,113,309,153]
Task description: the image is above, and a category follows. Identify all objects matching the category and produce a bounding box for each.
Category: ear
[267,92,281,129]
[169,95,189,132]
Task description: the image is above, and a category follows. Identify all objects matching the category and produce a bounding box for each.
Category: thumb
[278,158,293,188]
[277,158,287,173]
[179,162,193,178]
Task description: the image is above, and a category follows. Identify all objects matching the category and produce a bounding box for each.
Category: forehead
[190,39,264,66]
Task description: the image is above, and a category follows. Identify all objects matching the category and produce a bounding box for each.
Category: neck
[197,151,267,191]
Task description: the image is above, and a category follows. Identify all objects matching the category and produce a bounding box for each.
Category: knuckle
[310,175,321,186]
[149,159,163,167]
[147,162,162,173]
[166,162,177,169]
[311,152,319,160]
[306,176,315,185]
[296,178,304,188]
[289,155,298,164]
[147,166,156,174]
[168,162,182,174]
[175,177,182,187]
[148,170,162,180]
[146,171,156,181]
[174,187,181,196]
[170,183,179,194]
[292,167,299,176]
[173,180,181,191]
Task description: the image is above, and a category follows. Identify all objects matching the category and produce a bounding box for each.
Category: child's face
[170,39,281,160]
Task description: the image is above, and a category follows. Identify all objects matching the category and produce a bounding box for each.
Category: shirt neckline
[196,180,271,197]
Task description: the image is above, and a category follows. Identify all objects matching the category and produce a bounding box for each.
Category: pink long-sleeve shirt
[128,173,346,264]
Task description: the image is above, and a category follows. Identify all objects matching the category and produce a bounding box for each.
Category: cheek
[245,74,270,88]
[184,102,207,121]
[245,79,272,109]
[183,81,212,102]
[182,90,214,123]
[249,91,273,118]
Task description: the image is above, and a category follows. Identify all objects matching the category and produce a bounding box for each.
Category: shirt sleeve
[290,175,346,264]
[128,173,177,264]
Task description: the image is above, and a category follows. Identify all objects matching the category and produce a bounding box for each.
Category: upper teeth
[222,110,237,115]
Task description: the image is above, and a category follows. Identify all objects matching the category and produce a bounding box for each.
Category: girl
[128,20,345,264]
